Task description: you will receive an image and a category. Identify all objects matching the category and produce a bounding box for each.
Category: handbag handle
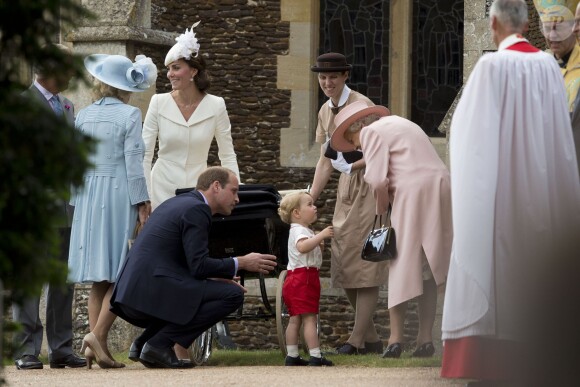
[372,204,392,228]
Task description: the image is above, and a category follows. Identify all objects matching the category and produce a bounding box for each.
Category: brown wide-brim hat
[331,101,390,152]
[311,52,352,72]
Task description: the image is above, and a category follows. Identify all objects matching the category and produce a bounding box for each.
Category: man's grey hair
[34,43,72,77]
[489,0,528,32]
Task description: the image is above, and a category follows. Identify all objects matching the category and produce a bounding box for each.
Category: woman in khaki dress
[331,101,452,359]
[309,53,389,355]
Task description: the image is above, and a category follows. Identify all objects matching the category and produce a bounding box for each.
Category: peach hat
[330,101,390,152]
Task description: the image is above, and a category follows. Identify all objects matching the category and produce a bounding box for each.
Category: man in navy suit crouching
[110,166,277,368]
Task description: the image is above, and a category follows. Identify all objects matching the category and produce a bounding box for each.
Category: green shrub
[0,0,95,354]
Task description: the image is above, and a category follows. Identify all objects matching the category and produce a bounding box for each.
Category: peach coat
[316,91,389,288]
[360,115,452,307]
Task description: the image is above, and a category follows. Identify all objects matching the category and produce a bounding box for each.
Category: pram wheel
[188,327,212,366]
[276,269,290,356]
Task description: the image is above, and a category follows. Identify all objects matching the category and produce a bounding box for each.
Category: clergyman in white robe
[441,32,580,382]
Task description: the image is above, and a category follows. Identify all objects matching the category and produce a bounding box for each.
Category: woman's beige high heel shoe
[84,347,95,370]
[85,347,125,369]
[81,332,125,369]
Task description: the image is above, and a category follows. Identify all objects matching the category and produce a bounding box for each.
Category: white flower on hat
[164,21,201,66]
[127,55,158,90]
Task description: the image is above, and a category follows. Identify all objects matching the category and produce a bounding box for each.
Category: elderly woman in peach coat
[330,101,452,359]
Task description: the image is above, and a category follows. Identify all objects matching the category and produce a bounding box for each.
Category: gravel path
[2,364,464,386]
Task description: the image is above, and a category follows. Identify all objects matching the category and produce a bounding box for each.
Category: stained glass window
[319,0,389,106]
[319,0,464,137]
[412,0,464,136]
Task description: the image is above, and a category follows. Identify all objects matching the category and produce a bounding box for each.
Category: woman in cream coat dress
[143,23,240,210]
[143,92,239,209]
[331,101,452,359]
[142,24,240,360]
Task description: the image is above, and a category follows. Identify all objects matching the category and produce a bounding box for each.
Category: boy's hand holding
[319,225,334,239]
[318,226,334,251]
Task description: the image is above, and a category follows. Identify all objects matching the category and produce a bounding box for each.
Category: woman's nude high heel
[84,347,125,369]
[84,347,95,370]
[81,332,125,369]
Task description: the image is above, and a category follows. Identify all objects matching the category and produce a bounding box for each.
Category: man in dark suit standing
[12,43,86,370]
[110,167,277,368]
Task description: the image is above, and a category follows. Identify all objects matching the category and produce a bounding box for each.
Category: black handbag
[361,206,397,262]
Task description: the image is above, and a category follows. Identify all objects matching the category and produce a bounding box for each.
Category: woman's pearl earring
[190,76,195,82]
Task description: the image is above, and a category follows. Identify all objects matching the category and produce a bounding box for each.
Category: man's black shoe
[15,355,43,370]
[309,356,334,366]
[128,341,144,362]
[49,353,86,369]
[284,355,309,366]
[130,340,161,368]
[139,342,194,369]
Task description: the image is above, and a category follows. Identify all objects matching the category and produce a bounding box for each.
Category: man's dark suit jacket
[111,190,237,326]
[27,84,76,227]
[27,83,75,124]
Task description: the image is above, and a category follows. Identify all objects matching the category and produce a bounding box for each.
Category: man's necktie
[331,104,344,115]
[49,95,64,116]
[330,102,346,114]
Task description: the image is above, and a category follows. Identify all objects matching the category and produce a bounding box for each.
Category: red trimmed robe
[441,34,580,381]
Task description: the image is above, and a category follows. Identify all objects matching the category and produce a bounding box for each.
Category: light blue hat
[84,54,157,92]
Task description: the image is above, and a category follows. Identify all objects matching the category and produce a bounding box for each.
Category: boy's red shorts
[282,267,320,316]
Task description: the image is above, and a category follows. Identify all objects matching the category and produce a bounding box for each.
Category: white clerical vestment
[441,34,580,379]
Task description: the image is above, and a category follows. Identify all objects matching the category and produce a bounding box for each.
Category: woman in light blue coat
[68,54,156,369]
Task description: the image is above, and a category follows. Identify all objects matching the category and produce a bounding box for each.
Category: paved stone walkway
[3,364,463,386]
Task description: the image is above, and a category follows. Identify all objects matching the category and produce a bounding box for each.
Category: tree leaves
[0,0,96,302]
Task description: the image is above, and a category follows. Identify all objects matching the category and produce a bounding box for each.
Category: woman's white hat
[84,54,157,92]
[331,101,390,152]
[164,21,201,66]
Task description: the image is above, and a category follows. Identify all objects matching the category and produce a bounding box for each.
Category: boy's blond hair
[278,191,311,224]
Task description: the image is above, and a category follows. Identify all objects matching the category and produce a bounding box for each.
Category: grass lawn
[114,348,442,368]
